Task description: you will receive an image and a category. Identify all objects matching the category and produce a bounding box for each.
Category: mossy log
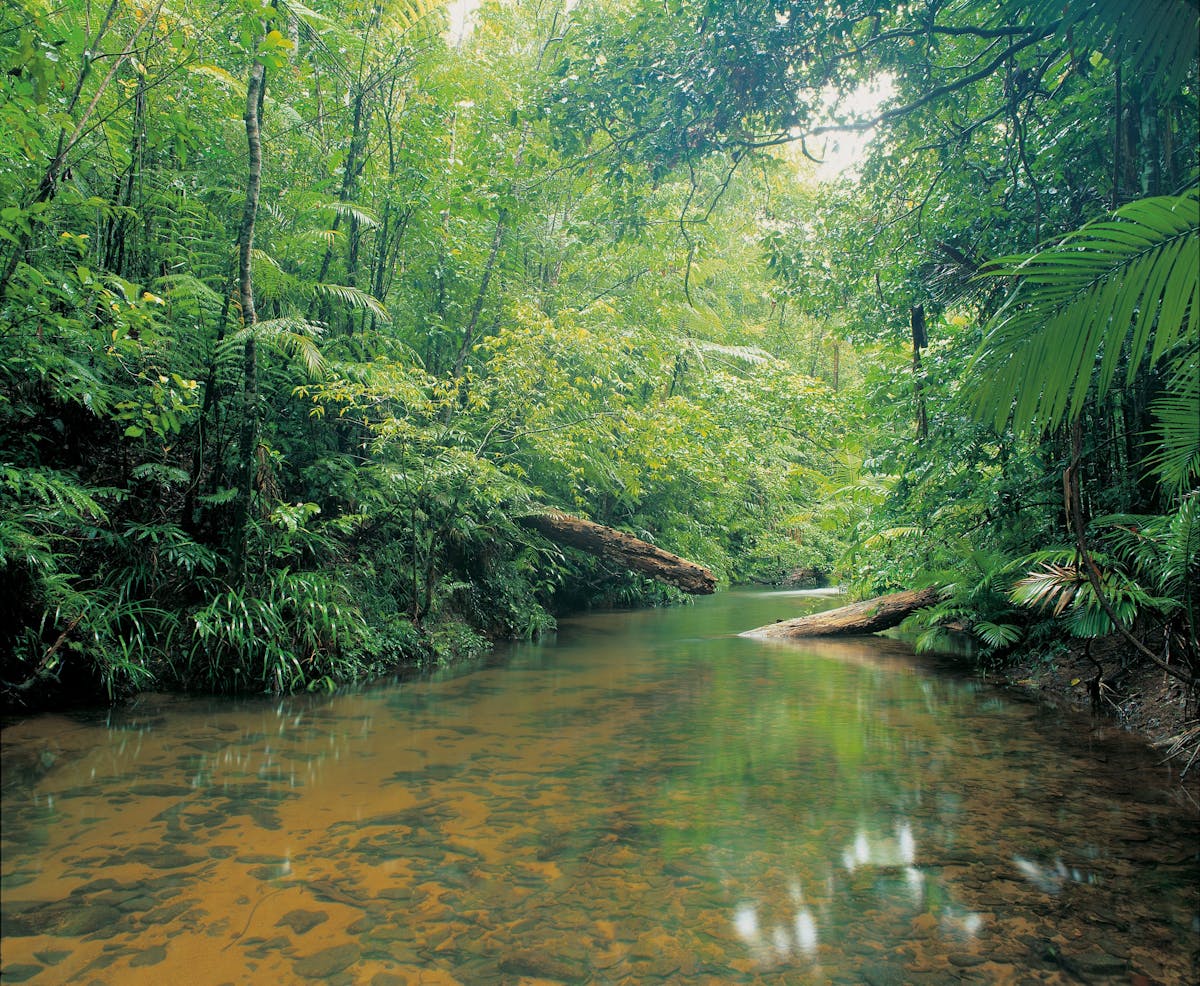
[741,586,941,638]
[517,510,716,595]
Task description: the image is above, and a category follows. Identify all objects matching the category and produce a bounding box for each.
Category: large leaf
[970,187,1199,434]
[1146,354,1200,495]
[1002,0,1199,96]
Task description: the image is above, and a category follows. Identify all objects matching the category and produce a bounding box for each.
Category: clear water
[2,588,1197,984]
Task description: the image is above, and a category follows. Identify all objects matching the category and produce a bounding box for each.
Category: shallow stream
[2,588,1197,984]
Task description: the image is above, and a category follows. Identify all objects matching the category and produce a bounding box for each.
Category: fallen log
[517,510,716,594]
[741,586,941,638]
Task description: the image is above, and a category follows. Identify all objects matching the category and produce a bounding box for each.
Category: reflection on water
[2,588,1198,984]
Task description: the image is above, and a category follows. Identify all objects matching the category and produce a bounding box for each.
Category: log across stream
[517,509,938,640]
[741,586,942,638]
[517,509,717,594]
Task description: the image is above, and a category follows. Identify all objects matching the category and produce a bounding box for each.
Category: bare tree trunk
[233,59,266,573]
[911,304,928,443]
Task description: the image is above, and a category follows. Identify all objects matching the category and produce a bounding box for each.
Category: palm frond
[1002,0,1199,96]
[1010,562,1086,615]
[1146,348,1200,495]
[971,187,1199,433]
[973,620,1022,649]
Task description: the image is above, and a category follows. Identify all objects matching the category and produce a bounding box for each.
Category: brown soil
[992,633,1200,783]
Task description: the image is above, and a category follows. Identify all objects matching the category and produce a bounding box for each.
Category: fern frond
[862,526,922,548]
[230,316,328,376]
[153,274,223,309]
[312,282,391,323]
[0,466,111,524]
[684,339,776,368]
[319,200,381,230]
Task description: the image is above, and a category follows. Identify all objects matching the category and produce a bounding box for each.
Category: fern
[228,316,328,377]
[0,466,111,524]
[312,281,391,323]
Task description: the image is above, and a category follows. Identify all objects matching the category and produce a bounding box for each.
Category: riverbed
[2,588,1197,984]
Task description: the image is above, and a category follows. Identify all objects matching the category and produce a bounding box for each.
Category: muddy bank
[991,634,1199,787]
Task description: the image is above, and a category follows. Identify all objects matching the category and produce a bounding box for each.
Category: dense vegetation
[1,0,1196,712]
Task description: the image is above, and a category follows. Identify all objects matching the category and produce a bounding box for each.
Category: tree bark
[517,510,716,594]
[742,586,941,638]
[234,58,265,573]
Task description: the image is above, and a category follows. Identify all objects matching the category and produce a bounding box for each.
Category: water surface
[2,588,1197,984]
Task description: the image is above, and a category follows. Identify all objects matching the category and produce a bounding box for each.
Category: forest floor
[991,633,1200,783]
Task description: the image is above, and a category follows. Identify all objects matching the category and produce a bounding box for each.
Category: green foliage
[1009,503,1199,669]
[185,569,374,693]
[1004,0,1199,96]
[972,188,1199,436]
[2,0,1196,711]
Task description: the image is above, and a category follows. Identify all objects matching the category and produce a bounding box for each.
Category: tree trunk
[233,58,266,573]
[517,510,716,594]
[741,586,941,638]
[911,304,928,443]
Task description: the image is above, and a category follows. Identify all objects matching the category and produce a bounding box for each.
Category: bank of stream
[2,587,1197,984]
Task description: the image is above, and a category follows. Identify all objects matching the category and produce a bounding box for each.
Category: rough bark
[518,511,716,595]
[233,58,265,575]
[741,586,942,638]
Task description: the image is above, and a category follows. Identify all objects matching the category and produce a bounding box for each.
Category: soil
[990,632,1200,785]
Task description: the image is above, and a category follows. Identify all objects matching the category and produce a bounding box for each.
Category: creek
[1,588,1197,984]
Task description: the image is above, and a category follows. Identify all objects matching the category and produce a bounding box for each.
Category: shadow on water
[2,588,1197,984]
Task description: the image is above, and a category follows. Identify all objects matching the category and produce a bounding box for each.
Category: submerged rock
[498,950,587,982]
[276,909,329,934]
[293,943,360,978]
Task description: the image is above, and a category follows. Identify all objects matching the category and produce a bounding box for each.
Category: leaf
[233,316,329,376]
[1145,349,1200,495]
[319,200,381,230]
[970,187,1199,434]
[1010,562,1086,614]
[311,282,392,323]
[1000,0,1199,96]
